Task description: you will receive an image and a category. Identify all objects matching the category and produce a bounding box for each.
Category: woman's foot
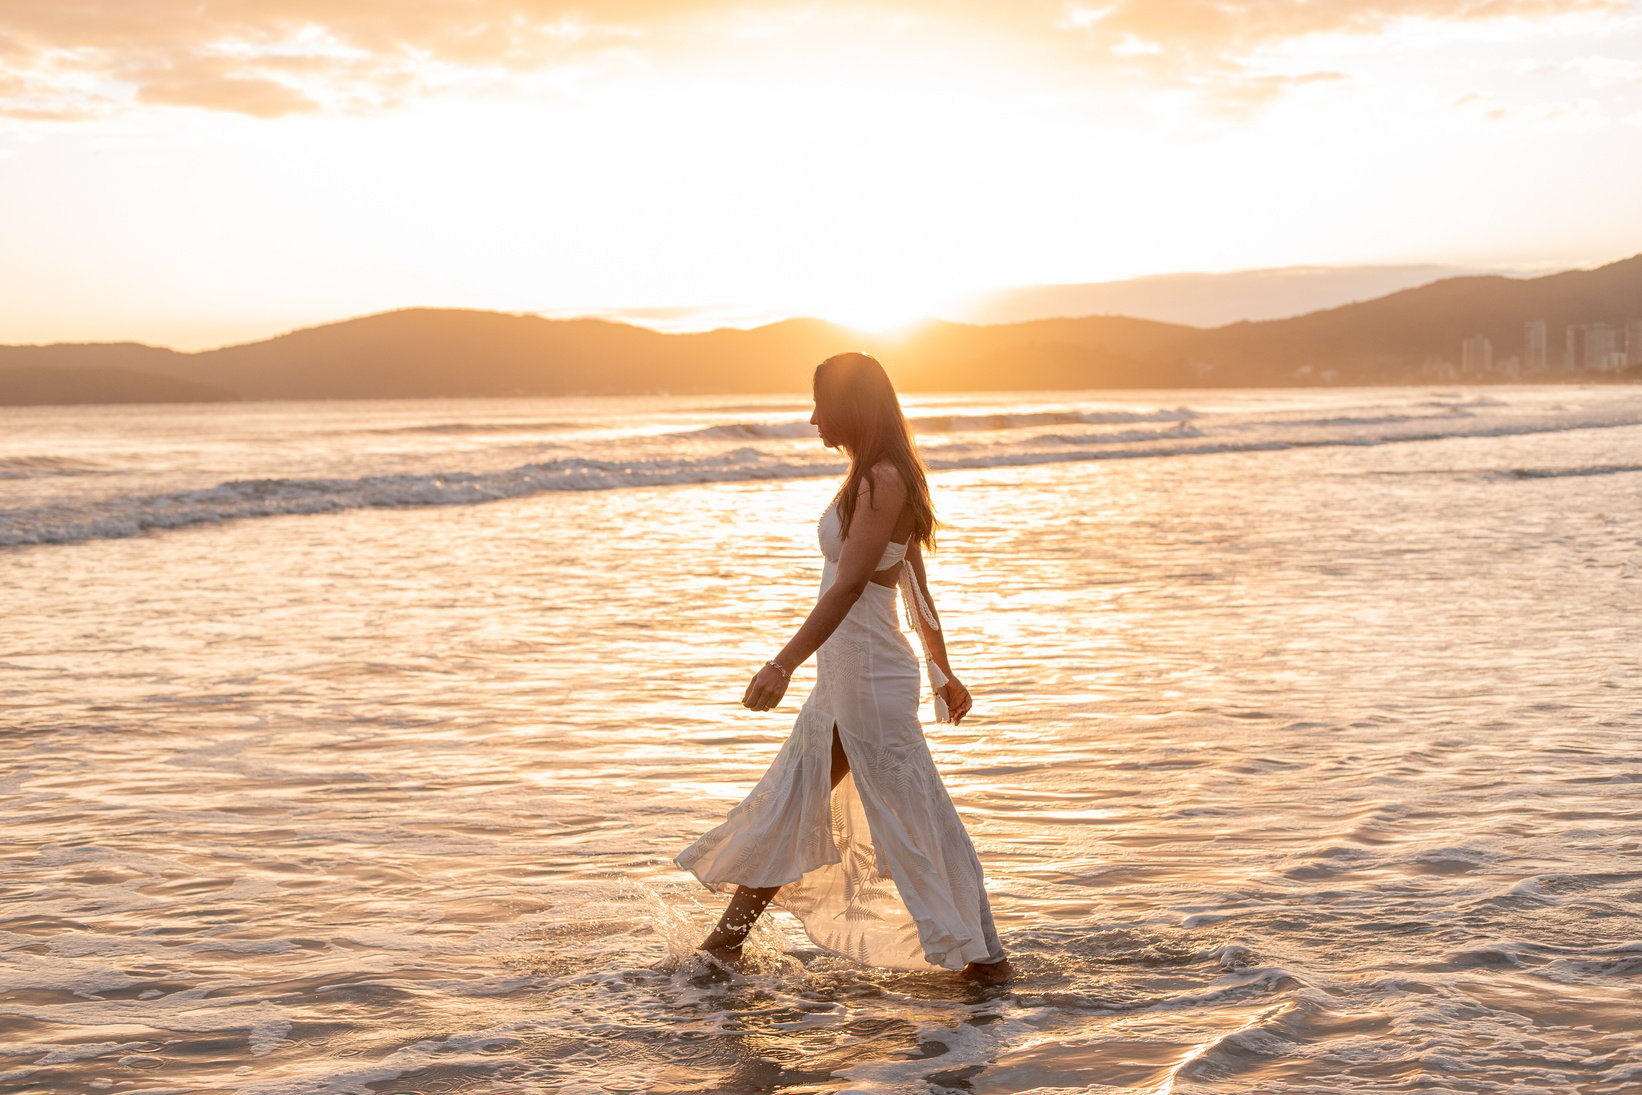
[686,942,744,984]
[961,957,1012,986]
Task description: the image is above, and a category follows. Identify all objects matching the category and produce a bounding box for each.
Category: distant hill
[957,263,1522,328]
[1163,255,1642,384]
[0,364,236,405]
[3,255,1638,405]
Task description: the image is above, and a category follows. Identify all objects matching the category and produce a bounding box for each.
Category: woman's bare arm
[741,466,906,711]
[904,541,954,678]
[905,541,973,723]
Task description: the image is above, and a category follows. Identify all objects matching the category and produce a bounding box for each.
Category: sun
[804,290,953,336]
[765,265,978,336]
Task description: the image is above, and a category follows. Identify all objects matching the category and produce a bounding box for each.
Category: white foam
[6,395,1642,549]
[910,408,1199,432]
[679,408,1200,442]
[0,451,826,547]
[680,421,821,440]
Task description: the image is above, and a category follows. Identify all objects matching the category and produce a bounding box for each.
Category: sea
[2,384,1640,1095]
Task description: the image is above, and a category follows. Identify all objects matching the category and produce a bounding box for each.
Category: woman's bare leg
[699,884,778,958]
[698,727,853,961]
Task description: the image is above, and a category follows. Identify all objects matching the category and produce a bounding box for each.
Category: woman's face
[810,398,842,450]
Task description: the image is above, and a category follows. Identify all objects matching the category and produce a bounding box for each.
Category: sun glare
[796,290,951,336]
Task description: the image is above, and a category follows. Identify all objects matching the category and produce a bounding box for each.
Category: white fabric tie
[898,565,951,722]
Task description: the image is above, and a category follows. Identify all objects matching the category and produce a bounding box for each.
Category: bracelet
[764,659,791,680]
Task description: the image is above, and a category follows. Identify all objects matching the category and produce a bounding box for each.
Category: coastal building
[1590,323,1621,371]
[1461,334,1494,375]
[1564,323,1622,371]
[1523,320,1548,374]
[1627,319,1642,367]
[1566,324,1588,370]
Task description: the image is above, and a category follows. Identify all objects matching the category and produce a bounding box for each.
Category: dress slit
[829,723,850,790]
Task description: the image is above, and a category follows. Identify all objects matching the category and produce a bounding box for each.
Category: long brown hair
[813,352,938,550]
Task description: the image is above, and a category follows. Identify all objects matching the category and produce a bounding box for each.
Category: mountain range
[955,263,1540,328]
[3,255,1639,405]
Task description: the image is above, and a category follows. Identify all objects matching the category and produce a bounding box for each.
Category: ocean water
[2,385,1640,1094]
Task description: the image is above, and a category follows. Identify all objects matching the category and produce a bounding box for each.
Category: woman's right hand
[938,677,973,724]
[742,663,790,712]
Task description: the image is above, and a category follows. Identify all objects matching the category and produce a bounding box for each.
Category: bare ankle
[701,929,746,952]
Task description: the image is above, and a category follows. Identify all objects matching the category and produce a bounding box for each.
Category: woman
[674,352,1011,986]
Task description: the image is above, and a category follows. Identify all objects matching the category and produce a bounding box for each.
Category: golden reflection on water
[3,414,1641,1092]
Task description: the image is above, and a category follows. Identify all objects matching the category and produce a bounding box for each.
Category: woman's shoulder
[852,462,908,517]
[859,460,907,494]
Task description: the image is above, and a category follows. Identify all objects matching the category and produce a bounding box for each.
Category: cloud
[0,1,651,120]
[133,56,323,118]
[1053,0,1630,105]
[0,0,1633,121]
[1059,0,1628,58]
[1533,95,1609,129]
[1563,53,1642,87]
[1207,70,1348,113]
[1454,89,1511,119]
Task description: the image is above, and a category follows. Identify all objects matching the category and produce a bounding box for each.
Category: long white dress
[674,493,1006,970]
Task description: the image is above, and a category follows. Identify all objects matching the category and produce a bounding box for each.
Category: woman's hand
[742,664,790,712]
[938,677,973,724]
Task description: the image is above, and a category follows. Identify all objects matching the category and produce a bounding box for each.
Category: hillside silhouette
[0,364,237,405]
[961,263,1514,327]
[3,255,1638,405]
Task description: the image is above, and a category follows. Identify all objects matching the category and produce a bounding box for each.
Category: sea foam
[5,392,1642,548]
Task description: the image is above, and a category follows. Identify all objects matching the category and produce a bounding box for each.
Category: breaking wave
[680,408,1200,441]
[6,400,1642,548]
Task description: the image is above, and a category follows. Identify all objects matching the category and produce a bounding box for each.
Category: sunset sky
[3,1,1641,349]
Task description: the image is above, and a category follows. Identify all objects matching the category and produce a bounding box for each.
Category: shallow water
[3,387,1641,1093]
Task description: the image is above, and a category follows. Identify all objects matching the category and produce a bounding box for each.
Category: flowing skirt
[674,580,1004,970]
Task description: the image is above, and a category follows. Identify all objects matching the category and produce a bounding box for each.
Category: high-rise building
[1461,334,1493,375]
[1626,318,1642,368]
[1567,322,1626,372]
[1588,323,1620,370]
[1523,320,1548,374]
[1566,324,1588,370]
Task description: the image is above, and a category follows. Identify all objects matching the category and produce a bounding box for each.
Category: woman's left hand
[938,677,973,724]
[742,664,790,711]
